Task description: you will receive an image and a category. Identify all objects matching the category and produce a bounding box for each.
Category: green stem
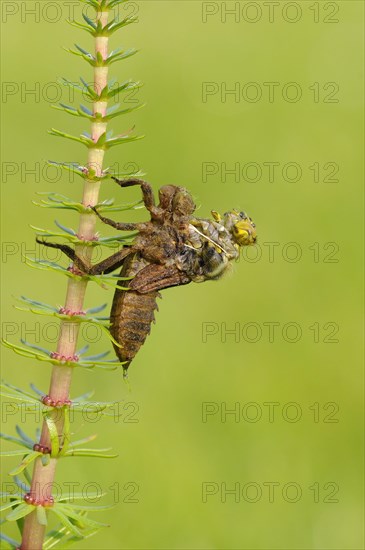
[21,8,110,550]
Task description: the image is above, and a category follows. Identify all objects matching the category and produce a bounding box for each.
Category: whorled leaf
[0,380,40,405]
[2,340,126,371]
[24,256,133,290]
[33,189,144,213]
[48,128,94,147]
[59,76,142,104]
[54,101,143,123]
[34,190,92,212]
[13,295,124,348]
[15,296,109,322]
[0,432,34,451]
[49,128,143,150]
[68,14,138,38]
[65,43,137,67]
[32,220,137,247]
[100,79,143,101]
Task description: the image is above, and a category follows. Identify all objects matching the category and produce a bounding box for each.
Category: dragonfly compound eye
[233,219,257,246]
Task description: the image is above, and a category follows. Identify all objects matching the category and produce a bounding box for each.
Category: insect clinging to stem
[37,177,257,371]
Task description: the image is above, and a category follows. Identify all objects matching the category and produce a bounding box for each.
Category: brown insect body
[110,254,159,369]
[37,179,257,372]
[110,185,194,367]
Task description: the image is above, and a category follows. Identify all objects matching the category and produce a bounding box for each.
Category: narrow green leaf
[44,415,60,457]
[60,503,113,512]
[9,451,41,476]
[104,80,142,100]
[107,16,138,34]
[36,505,48,526]
[49,128,93,147]
[23,469,32,485]
[72,390,95,403]
[58,408,70,457]
[102,103,144,121]
[64,47,96,66]
[50,508,83,537]
[0,500,23,513]
[87,304,107,314]
[0,532,20,548]
[15,425,35,446]
[0,433,33,450]
[67,19,94,34]
[56,504,109,529]
[20,339,50,356]
[105,133,144,149]
[0,392,37,405]
[79,104,93,116]
[0,491,23,499]
[0,450,31,457]
[58,77,83,92]
[54,220,77,235]
[0,380,38,401]
[17,296,57,312]
[6,503,34,522]
[64,448,117,458]
[43,525,69,550]
[13,475,30,493]
[80,77,97,99]
[67,434,97,447]
[82,13,97,29]
[106,48,137,65]
[74,43,94,58]
[56,492,104,502]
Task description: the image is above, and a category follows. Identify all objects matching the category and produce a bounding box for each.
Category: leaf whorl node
[33,443,51,455]
[23,493,54,507]
[41,395,72,408]
[49,352,79,363]
[58,307,86,316]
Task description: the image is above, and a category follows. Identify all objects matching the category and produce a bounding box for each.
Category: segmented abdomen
[110,254,158,370]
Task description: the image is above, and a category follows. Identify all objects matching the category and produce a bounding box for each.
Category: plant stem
[21,9,110,550]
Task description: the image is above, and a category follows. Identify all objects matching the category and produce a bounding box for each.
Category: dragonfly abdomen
[110,254,159,370]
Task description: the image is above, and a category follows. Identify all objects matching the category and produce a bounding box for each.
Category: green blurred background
[1,1,364,548]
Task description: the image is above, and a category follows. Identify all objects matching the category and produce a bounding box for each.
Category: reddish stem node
[76,233,99,241]
[24,493,54,507]
[49,352,79,363]
[58,306,86,316]
[41,395,72,408]
[67,265,84,276]
[33,443,51,455]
